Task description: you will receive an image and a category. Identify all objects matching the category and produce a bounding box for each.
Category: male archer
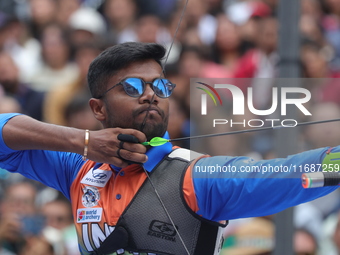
[0,42,338,255]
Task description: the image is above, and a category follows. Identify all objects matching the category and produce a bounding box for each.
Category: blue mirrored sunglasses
[97,77,176,99]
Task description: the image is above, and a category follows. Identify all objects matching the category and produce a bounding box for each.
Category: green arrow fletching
[141,137,169,146]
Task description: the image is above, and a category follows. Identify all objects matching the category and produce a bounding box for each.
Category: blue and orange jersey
[70,158,199,254]
[0,113,338,255]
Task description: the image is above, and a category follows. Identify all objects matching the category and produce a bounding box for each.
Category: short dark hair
[88,42,166,98]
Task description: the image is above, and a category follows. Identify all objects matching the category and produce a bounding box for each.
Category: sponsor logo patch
[147,220,177,242]
[82,186,100,207]
[77,208,102,223]
[81,168,112,187]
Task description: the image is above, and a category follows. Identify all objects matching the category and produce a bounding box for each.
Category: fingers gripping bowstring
[139,1,191,254]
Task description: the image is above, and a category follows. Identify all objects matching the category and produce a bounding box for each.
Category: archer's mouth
[138,107,163,117]
[143,109,160,115]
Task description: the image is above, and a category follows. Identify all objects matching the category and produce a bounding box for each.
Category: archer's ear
[89,98,106,121]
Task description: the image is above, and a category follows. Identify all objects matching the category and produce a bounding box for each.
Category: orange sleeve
[182,165,199,213]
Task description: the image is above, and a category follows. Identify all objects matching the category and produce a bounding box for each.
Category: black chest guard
[93,148,227,255]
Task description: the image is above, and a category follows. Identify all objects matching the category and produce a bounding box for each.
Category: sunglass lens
[123,78,144,97]
[154,79,173,98]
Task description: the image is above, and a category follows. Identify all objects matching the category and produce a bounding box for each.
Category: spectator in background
[206,0,223,16]
[234,16,278,79]
[69,7,106,47]
[305,102,340,158]
[0,12,8,51]
[27,0,57,39]
[0,16,41,83]
[42,198,73,233]
[30,23,78,92]
[224,0,275,26]
[221,218,318,255]
[42,197,79,255]
[64,96,101,131]
[56,0,81,29]
[181,26,204,47]
[225,0,272,37]
[301,0,323,21]
[221,217,274,255]
[135,15,171,44]
[174,44,232,119]
[135,0,176,19]
[178,45,206,81]
[300,40,331,79]
[321,0,340,71]
[0,51,44,120]
[0,182,41,254]
[162,9,189,65]
[300,14,330,52]
[212,14,244,75]
[294,228,318,255]
[301,40,340,106]
[0,95,21,114]
[44,42,101,126]
[179,45,230,81]
[19,236,55,255]
[332,211,340,255]
[234,16,278,110]
[102,0,137,44]
[185,0,217,45]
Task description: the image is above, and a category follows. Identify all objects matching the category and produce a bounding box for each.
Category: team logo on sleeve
[82,186,100,207]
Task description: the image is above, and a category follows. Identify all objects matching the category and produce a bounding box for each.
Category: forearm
[2,115,84,154]
[1,113,148,167]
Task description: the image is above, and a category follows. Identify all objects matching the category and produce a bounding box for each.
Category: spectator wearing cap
[69,7,106,47]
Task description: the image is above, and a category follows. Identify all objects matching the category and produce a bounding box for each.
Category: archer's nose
[139,83,159,104]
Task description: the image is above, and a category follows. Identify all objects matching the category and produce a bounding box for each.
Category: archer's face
[100,59,170,141]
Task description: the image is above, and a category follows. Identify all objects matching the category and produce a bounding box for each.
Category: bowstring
[139,0,191,254]
[141,0,189,131]
[141,166,191,255]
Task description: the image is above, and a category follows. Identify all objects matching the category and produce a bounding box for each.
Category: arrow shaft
[169,118,340,142]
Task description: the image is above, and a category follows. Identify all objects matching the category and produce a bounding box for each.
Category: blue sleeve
[0,113,83,200]
[192,147,339,221]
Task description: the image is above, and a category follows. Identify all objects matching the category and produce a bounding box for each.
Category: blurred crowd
[1,0,340,254]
